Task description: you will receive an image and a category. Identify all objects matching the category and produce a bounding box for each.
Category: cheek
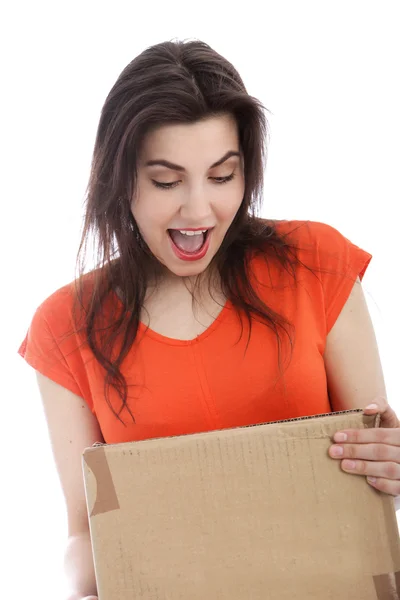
[131,197,172,231]
[215,192,243,224]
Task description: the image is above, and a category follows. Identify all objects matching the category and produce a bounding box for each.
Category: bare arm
[36,372,105,597]
[64,532,98,598]
[324,278,400,507]
[324,277,387,411]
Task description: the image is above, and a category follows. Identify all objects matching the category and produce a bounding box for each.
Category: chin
[166,260,211,278]
[150,239,219,279]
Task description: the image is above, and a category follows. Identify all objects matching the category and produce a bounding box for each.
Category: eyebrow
[144,150,241,172]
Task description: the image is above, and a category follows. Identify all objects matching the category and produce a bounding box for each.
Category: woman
[19,39,400,600]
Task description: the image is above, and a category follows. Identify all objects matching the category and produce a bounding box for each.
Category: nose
[179,185,213,224]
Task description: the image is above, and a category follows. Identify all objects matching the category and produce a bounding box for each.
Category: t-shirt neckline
[111,288,232,346]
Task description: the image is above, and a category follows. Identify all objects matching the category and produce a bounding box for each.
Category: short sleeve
[18,290,94,412]
[310,222,372,333]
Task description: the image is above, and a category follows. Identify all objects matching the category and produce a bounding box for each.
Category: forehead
[139,114,240,162]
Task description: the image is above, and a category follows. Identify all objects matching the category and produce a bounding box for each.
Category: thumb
[363,398,400,428]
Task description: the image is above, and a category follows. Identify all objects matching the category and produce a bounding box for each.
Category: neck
[146,263,222,302]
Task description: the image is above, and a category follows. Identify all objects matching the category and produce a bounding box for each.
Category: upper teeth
[178,230,207,236]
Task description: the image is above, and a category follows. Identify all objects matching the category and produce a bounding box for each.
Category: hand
[328,401,400,496]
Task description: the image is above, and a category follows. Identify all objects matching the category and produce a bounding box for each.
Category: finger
[329,442,400,462]
[340,458,400,480]
[332,427,400,445]
[379,405,400,428]
[363,402,383,414]
[363,401,400,428]
[366,476,400,496]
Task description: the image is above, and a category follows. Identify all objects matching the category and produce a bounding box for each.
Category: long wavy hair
[73,38,303,425]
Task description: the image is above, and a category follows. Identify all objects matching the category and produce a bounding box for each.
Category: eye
[151,172,236,190]
[213,173,236,184]
[151,180,179,190]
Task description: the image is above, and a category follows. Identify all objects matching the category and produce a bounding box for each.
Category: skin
[131,113,245,281]
[325,276,400,496]
[132,113,400,497]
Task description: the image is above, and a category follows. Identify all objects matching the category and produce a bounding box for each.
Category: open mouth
[167,228,213,261]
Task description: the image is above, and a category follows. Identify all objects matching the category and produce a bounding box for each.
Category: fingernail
[334,432,347,442]
[342,460,356,470]
[331,446,343,457]
[365,404,379,410]
[367,477,377,484]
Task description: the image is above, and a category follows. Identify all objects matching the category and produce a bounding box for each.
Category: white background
[2,1,399,598]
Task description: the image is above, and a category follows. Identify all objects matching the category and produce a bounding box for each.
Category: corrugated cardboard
[82,410,400,599]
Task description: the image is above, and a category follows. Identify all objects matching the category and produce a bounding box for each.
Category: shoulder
[18,274,99,406]
[247,218,371,301]
[269,219,370,275]
[270,219,372,332]
[18,271,99,370]
[35,281,75,318]
[274,219,349,249]
[248,217,351,252]
[27,271,97,337]
[248,218,351,267]
[33,281,76,326]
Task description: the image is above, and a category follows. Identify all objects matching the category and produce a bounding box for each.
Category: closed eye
[151,172,236,190]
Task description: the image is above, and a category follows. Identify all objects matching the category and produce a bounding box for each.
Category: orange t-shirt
[18,220,372,444]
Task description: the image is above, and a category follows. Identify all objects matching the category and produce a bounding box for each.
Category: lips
[167,228,213,262]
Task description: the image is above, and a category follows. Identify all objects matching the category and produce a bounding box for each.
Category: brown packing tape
[373,572,400,599]
[83,447,120,516]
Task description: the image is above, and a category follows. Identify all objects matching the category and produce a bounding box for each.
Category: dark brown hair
[73,38,303,425]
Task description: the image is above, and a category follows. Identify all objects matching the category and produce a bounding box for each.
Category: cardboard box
[82,409,400,599]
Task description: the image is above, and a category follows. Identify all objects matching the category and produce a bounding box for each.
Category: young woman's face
[131,114,245,278]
